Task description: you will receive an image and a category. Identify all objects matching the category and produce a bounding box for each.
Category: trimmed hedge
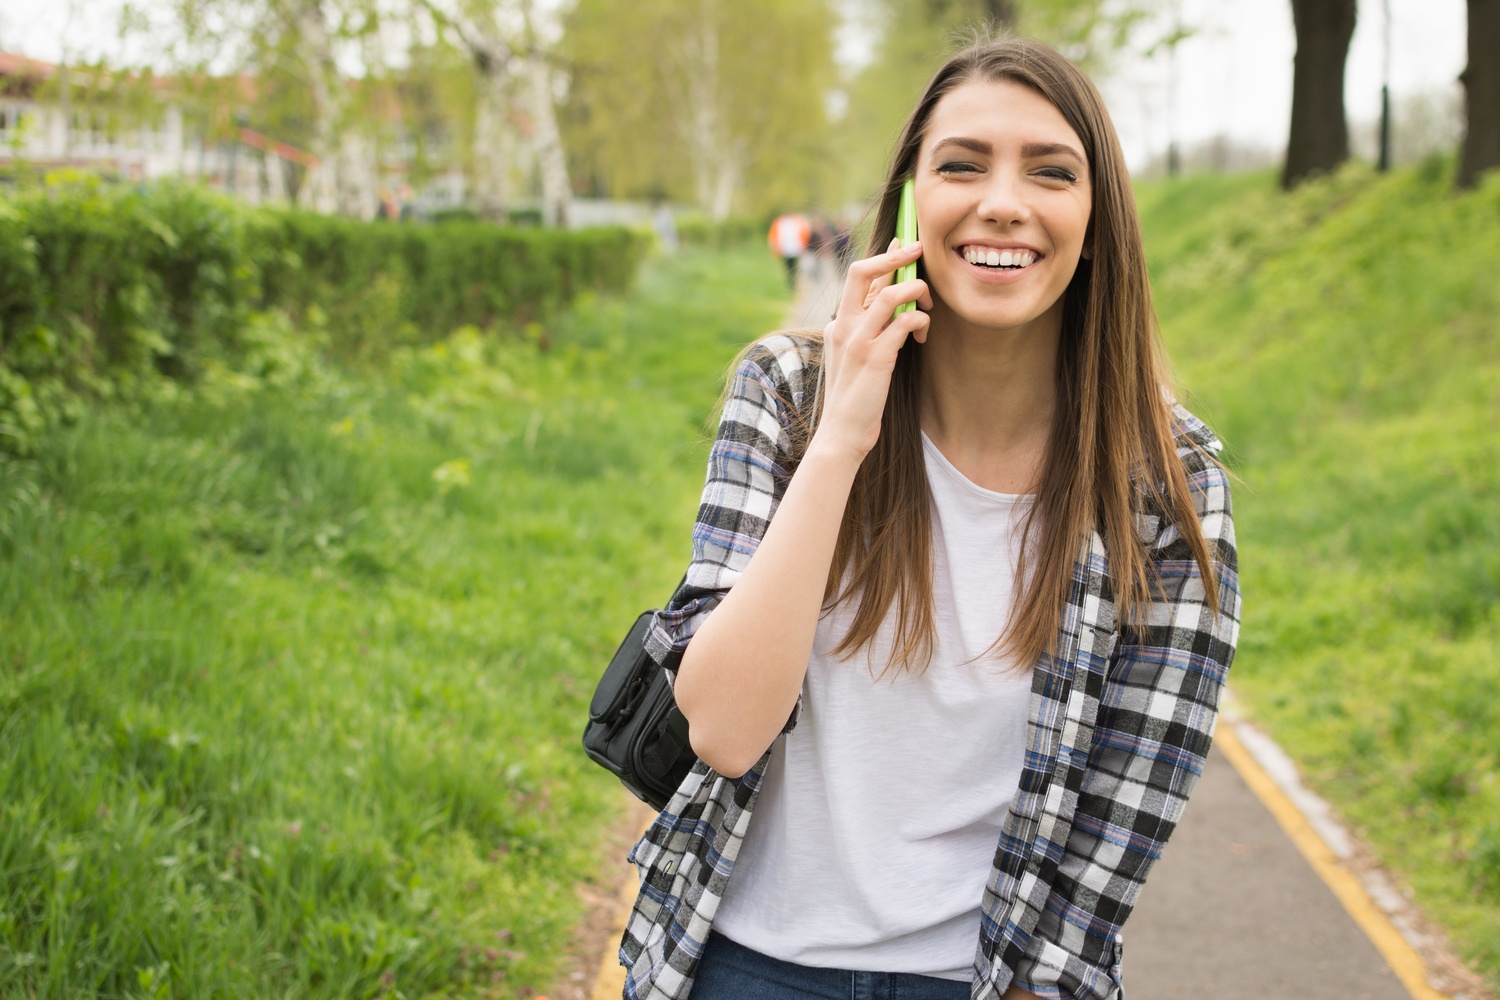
[675,215,766,249]
[0,179,648,453]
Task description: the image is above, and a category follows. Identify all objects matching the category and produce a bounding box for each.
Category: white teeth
[963,246,1037,267]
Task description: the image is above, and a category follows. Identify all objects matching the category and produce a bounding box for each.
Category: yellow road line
[590,816,653,1000]
[588,868,634,1000]
[1215,722,1448,1000]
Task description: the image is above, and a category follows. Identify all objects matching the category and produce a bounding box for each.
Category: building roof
[0,52,56,78]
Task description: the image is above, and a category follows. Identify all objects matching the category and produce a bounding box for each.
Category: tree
[1282,0,1356,189]
[160,0,384,216]
[835,0,1142,206]
[292,0,365,214]
[417,0,573,225]
[561,0,839,219]
[1456,0,1500,188]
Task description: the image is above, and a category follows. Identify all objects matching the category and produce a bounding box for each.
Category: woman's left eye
[1037,167,1078,182]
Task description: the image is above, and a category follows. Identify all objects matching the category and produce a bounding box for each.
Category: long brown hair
[754,35,1220,671]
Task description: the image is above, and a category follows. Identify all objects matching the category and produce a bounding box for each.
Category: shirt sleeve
[1009,441,1242,1000]
[643,336,811,671]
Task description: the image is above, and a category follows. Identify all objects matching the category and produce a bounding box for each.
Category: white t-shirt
[713,433,1037,981]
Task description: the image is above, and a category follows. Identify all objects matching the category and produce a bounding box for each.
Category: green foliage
[1142,161,1500,988]
[675,216,767,249]
[834,0,1148,206]
[560,0,840,218]
[0,244,790,998]
[0,178,649,454]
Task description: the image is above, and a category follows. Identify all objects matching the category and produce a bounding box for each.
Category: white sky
[1,0,1469,171]
[1101,0,1468,168]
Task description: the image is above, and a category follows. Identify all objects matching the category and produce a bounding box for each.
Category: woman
[621,35,1241,1000]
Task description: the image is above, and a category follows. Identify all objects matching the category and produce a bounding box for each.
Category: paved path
[789,255,843,328]
[1126,743,1412,998]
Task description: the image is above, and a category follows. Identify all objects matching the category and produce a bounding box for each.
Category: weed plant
[1142,160,1500,985]
[0,246,788,997]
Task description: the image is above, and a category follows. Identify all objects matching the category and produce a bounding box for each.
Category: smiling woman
[616,35,1241,1000]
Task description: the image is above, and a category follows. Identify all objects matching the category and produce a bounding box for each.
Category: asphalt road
[1125,744,1412,999]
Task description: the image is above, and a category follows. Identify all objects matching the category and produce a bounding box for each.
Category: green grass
[6,163,1498,995]
[0,244,790,998]
[1141,161,1500,985]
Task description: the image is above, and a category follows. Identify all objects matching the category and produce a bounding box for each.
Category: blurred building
[0,51,319,203]
[0,48,640,226]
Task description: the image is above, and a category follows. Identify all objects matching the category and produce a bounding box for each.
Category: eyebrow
[929,136,1086,165]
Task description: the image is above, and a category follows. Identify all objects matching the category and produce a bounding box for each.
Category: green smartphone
[893,176,919,316]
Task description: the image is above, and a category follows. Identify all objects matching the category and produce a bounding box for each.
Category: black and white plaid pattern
[627,335,1240,1000]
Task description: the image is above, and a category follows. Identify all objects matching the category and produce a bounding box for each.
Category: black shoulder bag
[581,590,697,810]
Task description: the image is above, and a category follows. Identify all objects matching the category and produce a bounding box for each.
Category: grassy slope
[4,166,1496,995]
[0,246,788,998]
[1139,162,1500,984]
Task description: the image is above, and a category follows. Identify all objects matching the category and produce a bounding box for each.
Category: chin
[944,301,1050,334]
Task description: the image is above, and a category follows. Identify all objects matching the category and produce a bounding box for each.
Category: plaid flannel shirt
[625,334,1241,1000]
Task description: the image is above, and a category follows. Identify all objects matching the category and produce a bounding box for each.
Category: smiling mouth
[959,246,1039,270]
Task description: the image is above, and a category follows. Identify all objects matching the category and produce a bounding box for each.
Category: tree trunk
[671,0,739,220]
[514,0,571,227]
[1282,0,1356,189]
[294,0,343,213]
[1457,0,1500,188]
[709,146,741,221]
[521,53,571,227]
[336,132,379,219]
[470,67,517,221]
[683,4,720,214]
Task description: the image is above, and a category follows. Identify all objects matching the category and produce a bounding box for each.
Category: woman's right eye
[935,162,980,175]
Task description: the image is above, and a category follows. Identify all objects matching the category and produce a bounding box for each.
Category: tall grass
[5,161,1496,995]
[0,246,789,997]
[1142,161,1500,985]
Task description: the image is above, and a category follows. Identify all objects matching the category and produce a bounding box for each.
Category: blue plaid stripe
[621,336,1241,1000]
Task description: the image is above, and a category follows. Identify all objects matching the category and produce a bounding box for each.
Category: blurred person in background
[768,211,812,290]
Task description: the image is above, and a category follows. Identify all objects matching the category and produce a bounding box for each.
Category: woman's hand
[815,238,932,460]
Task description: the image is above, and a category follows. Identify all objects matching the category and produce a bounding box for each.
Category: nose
[974,169,1031,227]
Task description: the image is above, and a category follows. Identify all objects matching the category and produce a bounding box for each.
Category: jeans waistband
[691,931,972,1000]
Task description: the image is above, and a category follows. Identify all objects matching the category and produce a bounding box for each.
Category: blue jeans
[689,932,973,1000]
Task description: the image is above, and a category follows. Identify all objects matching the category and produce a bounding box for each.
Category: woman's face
[913,78,1093,340]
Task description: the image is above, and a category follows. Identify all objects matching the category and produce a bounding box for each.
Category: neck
[915,303,1061,493]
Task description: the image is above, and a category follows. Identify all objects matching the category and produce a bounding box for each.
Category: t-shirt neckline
[920,431,1036,504]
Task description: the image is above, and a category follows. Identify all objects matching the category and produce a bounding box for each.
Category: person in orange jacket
[768,212,811,291]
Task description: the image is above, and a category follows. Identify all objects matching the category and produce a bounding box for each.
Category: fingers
[837,238,923,321]
[873,301,931,348]
[872,278,931,315]
[824,283,931,357]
